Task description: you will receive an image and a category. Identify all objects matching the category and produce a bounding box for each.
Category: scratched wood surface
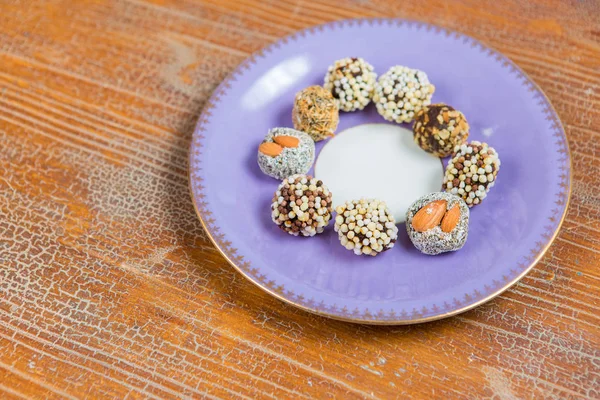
[0,0,599,398]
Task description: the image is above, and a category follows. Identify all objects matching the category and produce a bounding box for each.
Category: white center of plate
[314,123,443,223]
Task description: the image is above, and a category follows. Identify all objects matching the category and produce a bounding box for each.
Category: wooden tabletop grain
[1,0,599,398]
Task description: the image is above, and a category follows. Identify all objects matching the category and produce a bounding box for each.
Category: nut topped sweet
[292,85,339,142]
[444,141,501,207]
[373,65,435,123]
[323,57,377,112]
[406,192,469,255]
[334,199,398,256]
[257,127,315,180]
[271,174,333,237]
[413,103,469,157]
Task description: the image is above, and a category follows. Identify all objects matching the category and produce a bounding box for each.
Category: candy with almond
[257,127,315,180]
[405,192,469,255]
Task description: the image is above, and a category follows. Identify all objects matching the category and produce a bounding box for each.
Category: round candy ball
[373,65,435,123]
[257,127,315,180]
[444,141,501,207]
[406,192,469,255]
[292,86,339,142]
[413,103,469,157]
[323,57,377,112]
[334,199,398,256]
[271,174,333,237]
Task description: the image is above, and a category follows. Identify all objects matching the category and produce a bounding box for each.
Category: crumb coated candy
[444,141,501,207]
[271,174,333,237]
[323,57,377,112]
[334,199,398,256]
[373,65,435,123]
[292,86,339,142]
[413,103,469,157]
[406,192,469,255]
[257,127,315,180]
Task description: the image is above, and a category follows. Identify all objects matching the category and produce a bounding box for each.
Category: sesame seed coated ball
[292,86,339,142]
[413,103,469,157]
[405,192,469,255]
[334,199,398,256]
[257,127,315,180]
[443,141,501,207]
[323,57,377,112]
[271,174,333,237]
[373,65,435,123]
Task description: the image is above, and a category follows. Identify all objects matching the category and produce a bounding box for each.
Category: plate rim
[188,18,572,325]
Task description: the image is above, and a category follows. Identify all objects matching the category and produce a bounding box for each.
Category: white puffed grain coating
[443,141,501,207]
[334,199,398,256]
[373,65,435,123]
[323,57,377,112]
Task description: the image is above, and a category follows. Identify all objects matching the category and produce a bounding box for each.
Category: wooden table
[1,1,598,398]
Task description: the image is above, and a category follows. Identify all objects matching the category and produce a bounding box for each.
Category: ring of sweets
[257,58,500,256]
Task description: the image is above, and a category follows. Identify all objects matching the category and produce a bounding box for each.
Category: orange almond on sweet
[440,204,461,233]
[258,142,283,157]
[411,200,447,232]
[273,135,300,148]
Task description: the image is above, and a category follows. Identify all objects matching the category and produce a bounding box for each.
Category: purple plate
[189,19,571,324]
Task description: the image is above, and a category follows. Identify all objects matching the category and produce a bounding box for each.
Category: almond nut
[258,142,283,157]
[411,200,447,232]
[273,135,300,148]
[440,204,461,233]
